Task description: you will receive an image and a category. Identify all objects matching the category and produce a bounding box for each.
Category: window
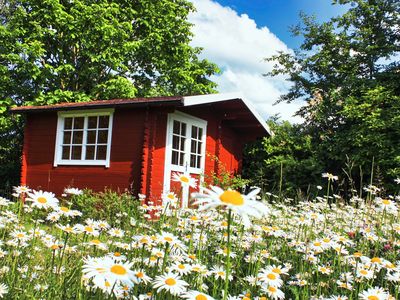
[54,110,114,167]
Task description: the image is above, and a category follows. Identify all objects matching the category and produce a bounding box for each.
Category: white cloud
[189,0,304,123]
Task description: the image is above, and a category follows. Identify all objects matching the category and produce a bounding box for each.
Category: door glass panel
[189,125,203,169]
[171,120,186,166]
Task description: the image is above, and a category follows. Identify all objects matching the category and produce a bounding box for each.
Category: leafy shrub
[70,189,140,223]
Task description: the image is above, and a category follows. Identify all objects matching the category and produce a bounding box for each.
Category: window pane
[72,131,83,144]
[179,153,184,166]
[198,128,203,139]
[190,155,196,168]
[88,116,98,129]
[197,156,201,168]
[197,142,202,154]
[64,118,73,129]
[85,146,95,160]
[73,117,84,129]
[62,146,70,159]
[191,140,196,153]
[192,126,198,139]
[97,130,108,144]
[98,116,109,128]
[63,131,71,144]
[173,121,180,134]
[181,123,186,136]
[172,135,179,150]
[87,130,96,144]
[96,145,107,160]
[179,137,185,151]
[171,151,179,165]
[71,146,82,160]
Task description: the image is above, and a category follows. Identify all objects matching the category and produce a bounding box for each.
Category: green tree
[0,0,218,189]
[265,0,400,193]
[243,118,322,197]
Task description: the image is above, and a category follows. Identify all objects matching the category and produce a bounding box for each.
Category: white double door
[163,112,207,207]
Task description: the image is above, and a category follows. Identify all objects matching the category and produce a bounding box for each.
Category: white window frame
[163,111,207,205]
[53,109,114,167]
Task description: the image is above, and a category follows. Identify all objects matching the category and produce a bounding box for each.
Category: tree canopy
[246,0,400,196]
[0,0,219,190]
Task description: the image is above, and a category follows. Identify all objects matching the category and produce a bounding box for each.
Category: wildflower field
[0,176,399,300]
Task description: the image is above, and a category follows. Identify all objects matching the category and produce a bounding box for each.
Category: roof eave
[9,99,184,114]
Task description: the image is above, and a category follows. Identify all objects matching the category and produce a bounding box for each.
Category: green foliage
[0,0,219,188]
[71,189,140,223]
[204,154,250,190]
[263,0,400,194]
[243,118,323,197]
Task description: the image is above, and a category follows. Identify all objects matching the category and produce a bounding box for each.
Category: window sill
[54,160,110,168]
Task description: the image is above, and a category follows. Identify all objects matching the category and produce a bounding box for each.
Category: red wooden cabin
[11,93,271,206]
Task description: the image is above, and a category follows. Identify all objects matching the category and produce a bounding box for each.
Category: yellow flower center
[91,239,101,245]
[368,296,379,300]
[136,272,144,278]
[217,271,225,276]
[37,197,47,204]
[354,252,362,257]
[165,278,176,286]
[85,226,93,233]
[180,176,189,183]
[191,216,198,221]
[178,264,185,269]
[268,286,277,292]
[371,257,381,263]
[167,194,175,199]
[17,233,25,238]
[60,206,69,212]
[360,269,368,275]
[164,237,173,243]
[267,273,276,280]
[314,242,321,247]
[272,268,282,274]
[382,199,390,205]
[323,238,330,243]
[219,190,244,206]
[195,295,207,300]
[114,252,121,257]
[105,280,111,287]
[110,265,127,276]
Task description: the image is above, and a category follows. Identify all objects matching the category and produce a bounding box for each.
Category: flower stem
[223,209,232,300]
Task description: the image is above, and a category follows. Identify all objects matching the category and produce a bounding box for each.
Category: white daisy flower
[63,187,83,195]
[152,272,188,295]
[359,287,389,300]
[192,186,269,227]
[172,172,197,188]
[181,290,215,300]
[26,190,59,210]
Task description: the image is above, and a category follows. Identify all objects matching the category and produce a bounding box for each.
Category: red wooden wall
[22,106,246,200]
[23,108,147,195]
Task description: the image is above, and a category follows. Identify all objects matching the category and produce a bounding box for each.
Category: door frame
[163,111,207,207]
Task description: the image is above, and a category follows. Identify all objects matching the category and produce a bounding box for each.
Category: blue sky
[189,0,350,122]
[212,0,349,48]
